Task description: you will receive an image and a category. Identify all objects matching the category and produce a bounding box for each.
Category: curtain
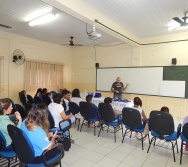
[25,61,63,91]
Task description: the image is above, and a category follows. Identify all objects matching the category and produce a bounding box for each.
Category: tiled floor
[61,123,188,167]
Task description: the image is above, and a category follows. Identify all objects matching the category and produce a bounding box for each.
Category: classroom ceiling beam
[41,0,140,46]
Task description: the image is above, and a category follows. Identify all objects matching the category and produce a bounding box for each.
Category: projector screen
[96,67,163,96]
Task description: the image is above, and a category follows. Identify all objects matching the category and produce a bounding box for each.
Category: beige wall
[72,33,188,121]
[0,31,72,103]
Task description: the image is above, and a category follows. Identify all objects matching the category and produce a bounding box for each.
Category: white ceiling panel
[0,0,188,46]
[0,0,120,46]
[80,0,188,37]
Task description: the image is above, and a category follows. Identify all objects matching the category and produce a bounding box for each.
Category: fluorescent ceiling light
[24,8,52,22]
[29,12,57,26]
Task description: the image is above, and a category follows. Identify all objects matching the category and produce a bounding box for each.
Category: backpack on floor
[56,137,71,151]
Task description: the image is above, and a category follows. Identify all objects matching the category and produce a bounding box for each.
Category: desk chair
[48,111,73,144]
[34,96,43,104]
[19,92,27,106]
[98,103,123,142]
[7,125,64,167]
[180,122,188,165]
[79,101,99,136]
[69,102,81,131]
[0,131,18,167]
[27,95,35,104]
[147,111,181,162]
[122,107,149,150]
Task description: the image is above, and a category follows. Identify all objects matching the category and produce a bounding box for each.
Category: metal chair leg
[171,141,176,162]
[98,125,102,137]
[180,140,183,165]
[114,127,116,142]
[141,132,144,150]
[176,140,179,153]
[94,122,96,136]
[147,137,155,153]
[80,119,85,132]
[77,119,80,131]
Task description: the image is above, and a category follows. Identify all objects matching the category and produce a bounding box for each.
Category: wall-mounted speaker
[95,63,99,68]
[172,58,177,65]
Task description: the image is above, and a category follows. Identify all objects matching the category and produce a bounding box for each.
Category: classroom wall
[0,31,72,103]
[72,32,188,121]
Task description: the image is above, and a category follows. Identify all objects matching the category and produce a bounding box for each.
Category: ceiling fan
[61,37,82,46]
[173,11,188,28]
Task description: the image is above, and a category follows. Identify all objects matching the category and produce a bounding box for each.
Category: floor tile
[84,150,104,163]
[94,145,113,155]
[97,156,120,167]
[61,151,81,165]
[71,158,94,167]
[107,150,128,161]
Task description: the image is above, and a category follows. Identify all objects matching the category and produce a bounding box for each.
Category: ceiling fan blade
[0,23,12,28]
[173,17,183,24]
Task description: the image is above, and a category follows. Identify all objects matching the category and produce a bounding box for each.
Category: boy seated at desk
[104,97,122,122]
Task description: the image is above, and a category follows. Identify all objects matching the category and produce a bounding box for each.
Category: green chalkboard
[163,66,188,98]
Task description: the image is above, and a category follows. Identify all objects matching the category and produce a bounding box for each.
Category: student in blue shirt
[21,103,58,163]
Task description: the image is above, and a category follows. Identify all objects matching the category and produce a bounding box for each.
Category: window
[25,61,63,91]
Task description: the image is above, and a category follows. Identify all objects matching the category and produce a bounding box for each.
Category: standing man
[111,77,129,100]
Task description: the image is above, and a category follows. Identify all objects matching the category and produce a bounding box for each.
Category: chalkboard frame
[96,65,188,99]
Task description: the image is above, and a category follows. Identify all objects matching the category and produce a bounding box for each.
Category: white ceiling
[80,0,188,38]
[0,0,188,46]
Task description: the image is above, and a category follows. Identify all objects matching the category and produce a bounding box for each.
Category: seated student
[0,98,22,148]
[48,93,75,128]
[20,90,28,103]
[183,116,188,151]
[86,95,98,119]
[61,89,71,114]
[104,97,122,122]
[70,88,83,105]
[41,88,48,95]
[42,92,54,106]
[132,97,148,139]
[20,103,58,164]
[34,88,42,97]
[70,88,83,118]
[132,97,147,123]
[160,106,169,113]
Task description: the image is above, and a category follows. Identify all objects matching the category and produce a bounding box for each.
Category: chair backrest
[98,103,115,122]
[48,111,55,129]
[149,110,174,136]
[69,102,80,115]
[19,92,27,105]
[42,95,52,106]
[34,96,43,104]
[59,119,72,132]
[15,104,27,119]
[7,125,35,164]
[182,123,188,139]
[0,131,6,151]
[27,95,35,104]
[79,102,93,119]
[122,107,142,129]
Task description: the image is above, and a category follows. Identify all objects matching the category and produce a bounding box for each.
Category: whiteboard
[160,81,185,98]
[97,67,163,95]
